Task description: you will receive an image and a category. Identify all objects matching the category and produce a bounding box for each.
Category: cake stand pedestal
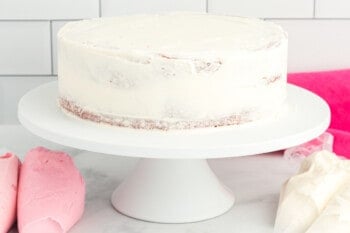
[18,82,330,223]
[112,158,234,223]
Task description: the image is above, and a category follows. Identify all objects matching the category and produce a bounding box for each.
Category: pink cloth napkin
[288,69,350,158]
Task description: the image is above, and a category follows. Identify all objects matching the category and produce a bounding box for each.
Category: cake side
[57,13,288,130]
[59,97,281,130]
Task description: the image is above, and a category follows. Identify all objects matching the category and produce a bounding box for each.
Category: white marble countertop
[2,125,297,233]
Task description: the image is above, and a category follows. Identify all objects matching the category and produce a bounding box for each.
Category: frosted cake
[57,12,288,130]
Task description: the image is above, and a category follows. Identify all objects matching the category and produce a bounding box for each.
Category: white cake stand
[18,82,330,223]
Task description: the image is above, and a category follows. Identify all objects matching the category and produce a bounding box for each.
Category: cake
[57,12,288,130]
[17,147,85,233]
[0,153,20,233]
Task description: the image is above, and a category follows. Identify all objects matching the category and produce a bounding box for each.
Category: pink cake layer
[59,98,253,130]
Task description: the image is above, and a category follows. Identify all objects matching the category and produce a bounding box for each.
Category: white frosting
[306,178,350,233]
[57,12,288,126]
[274,151,350,233]
[58,12,285,54]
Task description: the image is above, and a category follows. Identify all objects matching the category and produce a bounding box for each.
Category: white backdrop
[0,0,350,124]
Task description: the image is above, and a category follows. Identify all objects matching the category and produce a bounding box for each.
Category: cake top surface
[59,12,287,55]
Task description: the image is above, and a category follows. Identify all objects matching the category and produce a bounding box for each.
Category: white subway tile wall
[52,21,73,75]
[0,0,349,123]
[0,76,56,123]
[0,0,99,20]
[315,0,350,18]
[101,0,206,16]
[270,20,350,72]
[208,0,314,18]
[0,21,51,75]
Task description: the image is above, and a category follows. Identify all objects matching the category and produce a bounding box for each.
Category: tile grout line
[0,19,51,22]
[0,19,81,22]
[99,0,102,17]
[313,0,317,18]
[2,18,350,23]
[267,17,350,20]
[49,20,54,75]
[0,75,57,77]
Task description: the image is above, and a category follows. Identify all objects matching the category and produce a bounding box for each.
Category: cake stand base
[111,158,234,223]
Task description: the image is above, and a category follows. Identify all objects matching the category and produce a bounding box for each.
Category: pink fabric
[288,69,350,158]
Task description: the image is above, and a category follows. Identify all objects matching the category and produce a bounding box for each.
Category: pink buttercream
[17,147,85,233]
[0,153,20,233]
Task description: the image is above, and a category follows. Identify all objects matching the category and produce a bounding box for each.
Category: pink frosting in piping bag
[17,147,85,233]
[0,152,20,233]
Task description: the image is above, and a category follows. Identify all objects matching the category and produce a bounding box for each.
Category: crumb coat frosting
[58,12,288,128]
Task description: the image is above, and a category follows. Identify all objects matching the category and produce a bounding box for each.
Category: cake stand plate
[18,82,330,223]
